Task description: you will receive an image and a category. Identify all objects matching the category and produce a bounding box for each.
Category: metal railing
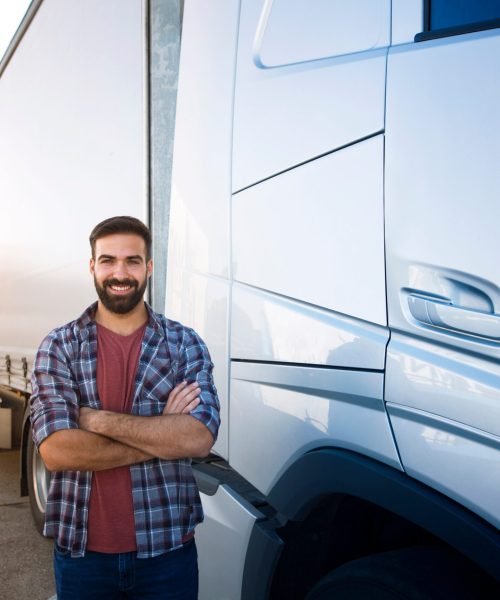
[0,353,32,393]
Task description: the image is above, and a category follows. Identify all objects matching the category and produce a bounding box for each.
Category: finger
[174,381,199,398]
[167,381,188,404]
[182,397,201,414]
[165,382,189,411]
[164,383,200,414]
[176,384,201,407]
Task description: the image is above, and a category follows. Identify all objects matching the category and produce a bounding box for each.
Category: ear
[89,258,95,275]
[147,259,153,278]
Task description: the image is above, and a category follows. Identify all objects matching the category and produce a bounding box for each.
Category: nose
[113,260,130,280]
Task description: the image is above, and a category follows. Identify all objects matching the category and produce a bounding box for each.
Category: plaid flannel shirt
[30,302,220,558]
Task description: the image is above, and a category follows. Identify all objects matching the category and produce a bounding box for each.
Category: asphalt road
[0,449,55,600]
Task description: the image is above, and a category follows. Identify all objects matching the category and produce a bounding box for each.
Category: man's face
[90,233,153,315]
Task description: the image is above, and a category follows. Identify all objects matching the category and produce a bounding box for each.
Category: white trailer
[1,1,499,597]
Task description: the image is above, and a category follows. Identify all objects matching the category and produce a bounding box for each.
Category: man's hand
[163,381,201,415]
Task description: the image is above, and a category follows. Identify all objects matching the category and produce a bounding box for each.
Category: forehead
[94,233,147,258]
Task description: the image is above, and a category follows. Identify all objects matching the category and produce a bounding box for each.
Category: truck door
[229,0,400,497]
[385,1,500,529]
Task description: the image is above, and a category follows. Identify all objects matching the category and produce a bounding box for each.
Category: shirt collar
[75,301,162,336]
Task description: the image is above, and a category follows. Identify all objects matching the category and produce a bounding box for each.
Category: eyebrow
[97,254,145,262]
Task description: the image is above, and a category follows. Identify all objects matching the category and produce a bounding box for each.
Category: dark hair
[89,216,152,260]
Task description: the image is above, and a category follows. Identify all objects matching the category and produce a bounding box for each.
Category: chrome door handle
[408,295,500,341]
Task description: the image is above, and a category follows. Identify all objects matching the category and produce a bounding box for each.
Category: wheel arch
[241,448,500,599]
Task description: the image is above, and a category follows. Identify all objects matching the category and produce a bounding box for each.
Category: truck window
[416,0,500,41]
[253,0,390,67]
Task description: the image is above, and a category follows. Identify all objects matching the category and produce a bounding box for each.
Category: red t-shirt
[86,322,146,553]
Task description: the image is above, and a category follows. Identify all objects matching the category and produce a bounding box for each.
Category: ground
[0,449,54,600]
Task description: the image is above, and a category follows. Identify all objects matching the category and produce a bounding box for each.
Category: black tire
[305,546,495,600]
[26,428,49,535]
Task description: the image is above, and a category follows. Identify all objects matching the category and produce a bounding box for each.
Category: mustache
[103,278,138,289]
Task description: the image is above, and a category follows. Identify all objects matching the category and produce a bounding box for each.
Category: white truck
[1,1,499,598]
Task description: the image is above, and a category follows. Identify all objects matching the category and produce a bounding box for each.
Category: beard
[94,275,147,315]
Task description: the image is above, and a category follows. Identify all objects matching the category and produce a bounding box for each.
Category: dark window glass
[429,0,500,31]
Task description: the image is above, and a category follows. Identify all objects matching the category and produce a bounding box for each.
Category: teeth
[111,285,130,291]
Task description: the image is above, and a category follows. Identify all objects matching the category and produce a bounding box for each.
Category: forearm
[39,428,154,472]
[82,411,214,460]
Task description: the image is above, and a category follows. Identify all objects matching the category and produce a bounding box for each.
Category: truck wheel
[305,546,490,600]
[26,430,49,534]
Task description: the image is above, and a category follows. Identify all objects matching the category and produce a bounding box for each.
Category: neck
[94,301,148,335]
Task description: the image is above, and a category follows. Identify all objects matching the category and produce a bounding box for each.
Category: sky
[0,0,32,62]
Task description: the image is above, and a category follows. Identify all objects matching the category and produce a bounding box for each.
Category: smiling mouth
[104,280,137,294]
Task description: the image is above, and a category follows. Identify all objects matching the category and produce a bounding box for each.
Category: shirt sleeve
[178,328,221,442]
[30,332,80,449]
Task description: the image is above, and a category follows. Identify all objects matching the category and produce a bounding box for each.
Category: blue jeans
[54,539,198,599]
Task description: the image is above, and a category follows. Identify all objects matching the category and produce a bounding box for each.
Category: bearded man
[30,215,220,600]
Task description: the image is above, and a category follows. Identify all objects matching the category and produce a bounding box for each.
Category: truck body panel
[232,0,388,191]
[231,283,388,369]
[195,483,264,600]
[229,361,401,496]
[165,0,240,459]
[232,136,387,327]
[384,23,500,533]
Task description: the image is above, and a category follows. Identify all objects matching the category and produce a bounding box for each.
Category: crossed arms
[39,382,214,472]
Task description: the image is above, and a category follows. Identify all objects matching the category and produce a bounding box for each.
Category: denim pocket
[54,541,71,557]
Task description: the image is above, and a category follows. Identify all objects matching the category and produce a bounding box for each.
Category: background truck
[1,1,499,598]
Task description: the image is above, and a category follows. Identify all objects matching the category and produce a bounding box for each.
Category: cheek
[93,267,112,281]
[129,267,148,282]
